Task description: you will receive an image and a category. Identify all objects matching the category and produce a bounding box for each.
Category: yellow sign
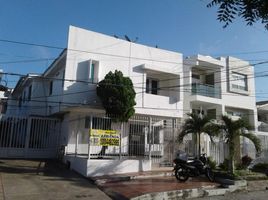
[90,129,120,146]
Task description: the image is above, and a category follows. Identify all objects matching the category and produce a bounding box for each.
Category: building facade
[4,26,260,176]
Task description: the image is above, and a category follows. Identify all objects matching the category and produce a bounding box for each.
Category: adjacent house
[183,55,257,163]
[3,26,262,176]
[0,70,8,118]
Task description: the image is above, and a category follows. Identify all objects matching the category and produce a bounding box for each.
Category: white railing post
[149,117,152,160]
[8,117,15,148]
[88,115,92,159]
[119,122,123,160]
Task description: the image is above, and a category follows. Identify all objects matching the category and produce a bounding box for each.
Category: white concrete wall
[63,26,183,118]
[86,159,151,176]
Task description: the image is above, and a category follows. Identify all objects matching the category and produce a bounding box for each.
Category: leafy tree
[207,0,268,30]
[212,115,261,174]
[178,113,217,157]
[96,70,136,122]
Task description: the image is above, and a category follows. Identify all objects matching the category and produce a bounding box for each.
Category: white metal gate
[0,116,61,158]
[66,113,179,167]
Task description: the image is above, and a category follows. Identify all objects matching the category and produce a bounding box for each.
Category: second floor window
[49,81,53,95]
[28,85,32,101]
[231,72,247,91]
[146,78,158,95]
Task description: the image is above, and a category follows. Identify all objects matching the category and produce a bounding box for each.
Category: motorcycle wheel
[175,167,189,182]
[205,167,215,182]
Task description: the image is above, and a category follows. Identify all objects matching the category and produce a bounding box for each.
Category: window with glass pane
[146,78,159,95]
[231,72,247,91]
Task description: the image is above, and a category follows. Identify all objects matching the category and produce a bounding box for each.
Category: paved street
[0,159,110,200]
[193,190,268,200]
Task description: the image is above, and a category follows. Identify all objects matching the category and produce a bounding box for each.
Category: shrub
[207,157,216,170]
[219,159,229,171]
[242,155,253,168]
[252,163,268,173]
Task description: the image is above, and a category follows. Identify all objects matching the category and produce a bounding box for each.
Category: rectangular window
[62,70,65,88]
[192,74,200,80]
[49,81,53,95]
[90,63,95,82]
[23,91,26,103]
[18,96,22,108]
[151,80,158,95]
[28,85,32,101]
[146,78,159,95]
[231,72,248,91]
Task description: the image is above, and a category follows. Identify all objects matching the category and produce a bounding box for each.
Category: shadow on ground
[0,159,95,189]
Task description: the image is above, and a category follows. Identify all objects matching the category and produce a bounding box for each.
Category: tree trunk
[229,141,235,174]
[198,132,201,159]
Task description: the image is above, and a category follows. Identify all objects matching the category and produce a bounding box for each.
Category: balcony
[143,93,179,110]
[192,83,221,99]
[258,121,268,132]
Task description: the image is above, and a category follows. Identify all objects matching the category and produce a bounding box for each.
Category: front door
[129,124,145,156]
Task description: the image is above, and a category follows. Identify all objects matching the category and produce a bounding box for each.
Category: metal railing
[66,113,180,166]
[0,116,61,158]
[192,83,221,99]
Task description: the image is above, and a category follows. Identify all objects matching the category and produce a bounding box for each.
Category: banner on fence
[90,129,120,146]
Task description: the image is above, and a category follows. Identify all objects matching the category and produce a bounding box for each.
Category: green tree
[178,113,217,157]
[212,115,261,174]
[96,70,136,122]
[207,0,268,30]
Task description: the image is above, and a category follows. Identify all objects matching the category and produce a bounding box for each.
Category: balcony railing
[258,121,268,132]
[192,83,221,99]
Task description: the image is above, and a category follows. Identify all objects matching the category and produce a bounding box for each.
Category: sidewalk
[94,169,268,200]
[93,170,221,200]
[0,159,110,200]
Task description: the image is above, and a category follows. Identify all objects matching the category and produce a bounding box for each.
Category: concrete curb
[94,173,248,200]
[93,171,174,185]
[130,179,247,200]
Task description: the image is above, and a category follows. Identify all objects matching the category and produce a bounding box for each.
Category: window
[49,81,53,95]
[231,72,247,91]
[23,91,26,103]
[18,96,22,108]
[192,74,200,80]
[89,63,95,82]
[62,70,65,88]
[146,78,158,95]
[88,60,98,83]
[28,85,32,101]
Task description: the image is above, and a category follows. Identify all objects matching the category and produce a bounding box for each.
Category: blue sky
[0,0,268,101]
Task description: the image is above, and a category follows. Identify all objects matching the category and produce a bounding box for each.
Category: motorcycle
[173,151,214,182]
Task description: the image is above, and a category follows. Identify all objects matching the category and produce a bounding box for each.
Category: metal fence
[65,113,180,167]
[0,116,61,158]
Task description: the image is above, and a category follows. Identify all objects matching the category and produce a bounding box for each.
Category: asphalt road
[193,190,268,200]
[0,159,111,200]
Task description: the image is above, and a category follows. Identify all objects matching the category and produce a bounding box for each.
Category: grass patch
[214,169,268,181]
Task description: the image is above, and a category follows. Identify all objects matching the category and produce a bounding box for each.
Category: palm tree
[213,115,261,174]
[178,113,217,158]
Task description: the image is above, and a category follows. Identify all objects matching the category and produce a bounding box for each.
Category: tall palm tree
[214,115,261,174]
[178,113,217,158]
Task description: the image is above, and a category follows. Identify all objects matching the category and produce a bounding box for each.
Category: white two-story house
[5,26,184,176]
[183,55,257,163]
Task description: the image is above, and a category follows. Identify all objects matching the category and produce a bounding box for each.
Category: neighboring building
[255,101,268,158]
[0,70,8,118]
[4,26,260,176]
[183,55,257,163]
